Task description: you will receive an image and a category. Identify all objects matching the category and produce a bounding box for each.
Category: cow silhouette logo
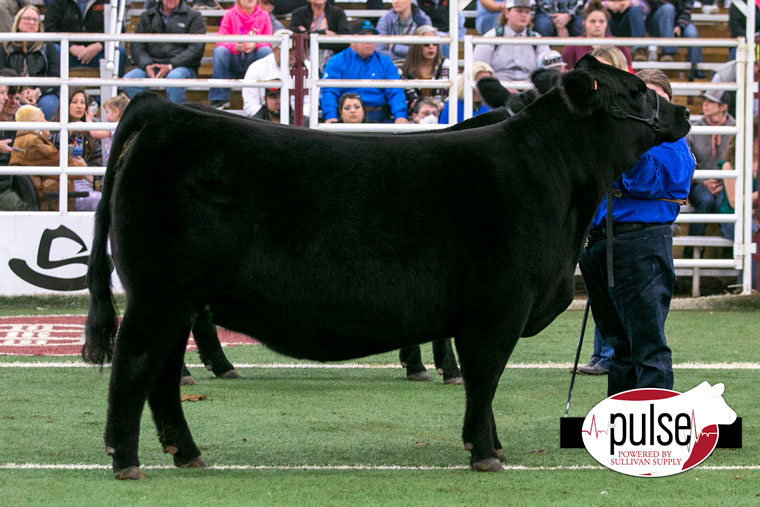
[582,382,737,477]
[8,225,101,291]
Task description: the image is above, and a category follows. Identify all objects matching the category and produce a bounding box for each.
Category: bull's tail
[82,96,152,364]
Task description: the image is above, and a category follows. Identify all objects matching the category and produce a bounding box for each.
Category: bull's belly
[209,298,454,362]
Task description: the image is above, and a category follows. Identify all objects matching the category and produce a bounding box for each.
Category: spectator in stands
[603,0,647,60]
[472,0,551,82]
[590,44,629,71]
[52,88,102,170]
[10,104,89,211]
[89,93,130,166]
[242,29,311,119]
[645,0,704,78]
[0,6,60,121]
[0,0,19,34]
[537,49,566,71]
[718,135,759,290]
[209,0,273,110]
[322,20,409,124]
[416,0,465,58]
[338,92,366,123]
[376,0,433,62]
[0,74,28,211]
[579,69,694,393]
[45,0,127,76]
[438,60,493,123]
[561,0,633,70]
[252,85,283,121]
[0,78,20,169]
[123,0,206,104]
[400,25,449,114]
[290,0,350,73]
[410,96,440,124]
[728,1,759,60]
[259,0,286,32]
[533,0,584,37]
[687,89,736,240]
[476,0,504,35]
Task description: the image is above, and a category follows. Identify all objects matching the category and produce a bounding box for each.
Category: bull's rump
[109,103,512,360]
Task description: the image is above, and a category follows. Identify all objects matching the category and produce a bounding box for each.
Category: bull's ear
[477,76,511,109]
[560,69,598,115]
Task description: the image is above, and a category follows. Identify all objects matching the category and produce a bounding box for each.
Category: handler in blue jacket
[579,69,696,396]
[321,20,409,124]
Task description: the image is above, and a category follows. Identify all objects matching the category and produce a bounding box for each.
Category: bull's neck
[532,89,656,218]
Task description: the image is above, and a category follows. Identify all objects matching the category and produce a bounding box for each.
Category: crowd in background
[0,0,753,218]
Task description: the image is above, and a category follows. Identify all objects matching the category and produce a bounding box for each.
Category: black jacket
[44,0,106,47]
[290,4,349,52]
[131,0,206,73]
[0,43,60,96]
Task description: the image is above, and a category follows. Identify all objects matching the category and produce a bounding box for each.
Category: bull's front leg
[455,332,516,471]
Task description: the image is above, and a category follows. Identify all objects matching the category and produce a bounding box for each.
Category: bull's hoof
[407,371,431,381]
[180,375,196,386]
[496,449,506,462]
[464,442,473,451]
[163,445,179,455]
[175,455,208,468]
[217,369,242,379]
[443,376,464,385]
[436,368,444,375]
[114,466,146,480]
[471,458,504,472]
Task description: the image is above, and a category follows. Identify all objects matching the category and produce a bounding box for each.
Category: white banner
[0,214,123,296]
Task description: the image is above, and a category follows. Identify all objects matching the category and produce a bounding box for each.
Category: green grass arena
[0,296,758,505]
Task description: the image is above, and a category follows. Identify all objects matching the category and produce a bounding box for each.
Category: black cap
[351,20,378,35]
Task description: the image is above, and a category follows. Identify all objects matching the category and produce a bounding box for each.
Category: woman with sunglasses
[0,6,60,120]
[399,25,449,115]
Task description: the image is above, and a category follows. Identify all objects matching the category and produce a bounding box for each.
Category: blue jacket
[321,48,408,121]
[438,99,491,124]
[591,137,695,228]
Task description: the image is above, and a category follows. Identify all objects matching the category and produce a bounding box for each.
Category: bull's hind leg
[455,332,518,471]
[148,328,206,468]
[104,302,193,479]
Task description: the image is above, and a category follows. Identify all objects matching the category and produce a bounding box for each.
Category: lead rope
[606,187,615,288]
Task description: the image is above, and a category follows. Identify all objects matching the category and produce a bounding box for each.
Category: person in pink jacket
[209,0,273,109]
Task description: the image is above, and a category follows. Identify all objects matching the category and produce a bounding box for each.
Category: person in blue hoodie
[579,69,695,396]
[321,20,409,124]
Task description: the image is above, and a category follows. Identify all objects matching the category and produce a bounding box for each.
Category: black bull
[83,55,691,478]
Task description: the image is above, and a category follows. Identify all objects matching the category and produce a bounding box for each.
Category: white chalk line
[2,463,758,472]
[1,361,760,369]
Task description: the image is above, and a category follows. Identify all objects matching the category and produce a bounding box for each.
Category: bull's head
[560,54,691,144]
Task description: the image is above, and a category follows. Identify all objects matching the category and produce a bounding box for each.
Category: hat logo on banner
[582,382,737,477]
[8,225,97,291]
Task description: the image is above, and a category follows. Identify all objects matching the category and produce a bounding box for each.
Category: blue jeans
[533,12,584,37]
[476,0,500,35]
[57,45,128,77]
[208,45,272,102]
[122,66,197,104]
[580,224,675,396]
[688,182,724,236]
[608,6,647,38]
[37,94,59,121]
[647,4,703,66]
[589,327,614,370]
